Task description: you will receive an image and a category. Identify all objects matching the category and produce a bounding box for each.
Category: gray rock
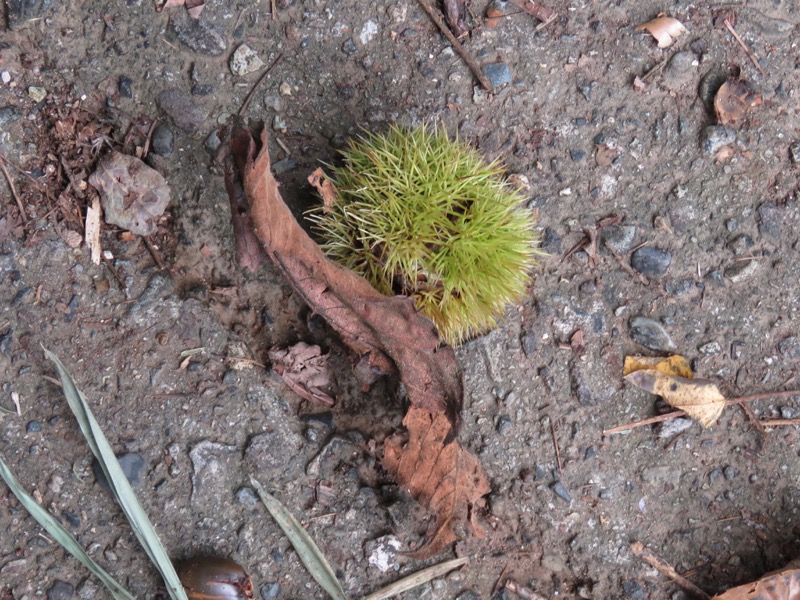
[757,201,782,238]
[189,440,240,503]
[260,583,281,599]
[0,106,22,127]
[77,578,100,599]
[204,130,221,153]
[657,417,693,439]
[629,316,676,352]
[7,0,56,28]
[342,38,357,54]
[790,141,800,165]
[622,580,645,600]
[550,480,572,503]
[723,466,738,480]
[701,125,736,155]
[230,44,265,76]
[781,406,797,419]
[541,227,562,254]
[600,225,636,253]
[728,234,754,256]
[272,157,298,174]
[118,76,133,98]
[151,124,174,157]
[47,580,74,600]
[665,278,694,296]
[724,259,759,283]
[483,62,512,87]
[663,51,695,90]
[235,486,260,506]
[631,246,672,277]
[246,429,306,484]
[157,89,207,132]
[496,415,513,435]
[93,453,145,490]
[779,336,800,358]
[170,13,226,55]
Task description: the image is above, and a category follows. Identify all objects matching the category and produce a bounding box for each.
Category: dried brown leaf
[712,568,800,600]
[444,0,469,38]
[635,15,687,48]
[383,407,491,558]
[223,141,266,272]
[268,342,335,407]
[714,79,762,125]
[234,125,462,423]
[625,370,725,427]
[307,167,338,214]
[623,355,692,378]
[88,152,170,236]
[157,0,204,18]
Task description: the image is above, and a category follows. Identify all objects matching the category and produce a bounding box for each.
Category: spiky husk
[309,124,540,346]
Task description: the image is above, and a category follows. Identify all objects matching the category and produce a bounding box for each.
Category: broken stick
[630,542,710,600]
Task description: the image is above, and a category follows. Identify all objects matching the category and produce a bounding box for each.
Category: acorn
[176,556,255,600]
[309,124,541,345]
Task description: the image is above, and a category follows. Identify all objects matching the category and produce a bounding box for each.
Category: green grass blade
[361,557,469,600]
[43,348,189,600]
[250,476,348,600]
[0,457,136,600]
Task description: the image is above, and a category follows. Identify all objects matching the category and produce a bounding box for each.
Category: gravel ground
[1,0,800,598]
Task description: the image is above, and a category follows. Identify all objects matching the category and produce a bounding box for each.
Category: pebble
[631,246,672,277]
[192,84,214,96]
[156,88,207,132]
[665,278,694,297]
[359,20,378,44]
[724,259,759,283]
[272,157,297,174]
[781,406,796,419]
[629,316,676,352]
[622,580,645,599]
[93,452,145,489]
[657,417,693,439]
[62,510,81,528]
[260,583,281,599]
[483,62,512,87]
[663,51,695,90]
[230,44,265,76]
[47,580,75,600]
[540,227,562,254]
[272,114,286,131]
[204,130,221,153]
[279,81,292,96]
[26,420,42,432]
[550,480,572,503]
[118,76,133,98]
[698,341,722,355]
[790,141,800,165]
[569,148,586,162]
[600,225,636,253]
[1,71,10,84]
[341,37,357,54]
[496,415,512,435]
[170,13,226,55]
[701,125,736,155]
[151,124,174,157]
[189,441,240,501]
[235,486,259,506]
[757,201,782,238]
[77,578,100,599]
[779,336,800,358]
[0,105,21,127]
[456,592,481,600]
[28,86,47,102]
[728,234,754,256]
[521,331,537,356]
[723,466,738,480]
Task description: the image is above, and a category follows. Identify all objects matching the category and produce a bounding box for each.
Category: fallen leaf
[383,407,491,558]
[88,152,171,236]
[307,167,338,214]
[714,79,762,125]
[157,0,205,18]
[268,343,335,407]
[625,370,725,427]
[623,355,692,378]
[233,125,463,424]
[712,568,800,599]
[570,329,585,355]
[85,196,102,265]
[635,15,687,48]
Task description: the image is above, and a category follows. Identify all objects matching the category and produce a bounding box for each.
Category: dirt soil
[1,0,800,598]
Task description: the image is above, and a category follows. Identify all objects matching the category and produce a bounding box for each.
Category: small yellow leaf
[623,355,693,379]
[635,15,688,49]
[625,369,725,428]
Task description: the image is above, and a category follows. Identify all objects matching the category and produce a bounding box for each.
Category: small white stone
[230,44,265,76]
[359,20,378,45]
[1,71,11,84]
[279,81,292,96]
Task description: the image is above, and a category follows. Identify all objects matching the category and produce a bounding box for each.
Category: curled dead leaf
[383,407,491,558]
[307,167,338,214]
[625,369,725,427]
[712,567,800,600]
[269,342,335,407]
[635,15,687,49]
[714,79,762,125]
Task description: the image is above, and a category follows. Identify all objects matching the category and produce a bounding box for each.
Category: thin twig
[270,0,277,21]
[143,236,166,271]
[142,119,158,158]
[416,0,494,91]
[238,54,284,116]
[630,542,711,600]
[549,417,562,478]
[492,562,511,598]
[761,418,800,427]
[0,157,27,222]
[604,411,686,435]
[724,18,766,76]
[737,400,766,435]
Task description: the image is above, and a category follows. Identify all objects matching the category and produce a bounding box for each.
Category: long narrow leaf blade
[250,476,348,600]
[0,457,136,600]
[362,557,469,600]
[43,348,188,600]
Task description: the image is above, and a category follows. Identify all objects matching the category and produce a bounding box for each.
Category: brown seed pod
[176,556,255,600]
